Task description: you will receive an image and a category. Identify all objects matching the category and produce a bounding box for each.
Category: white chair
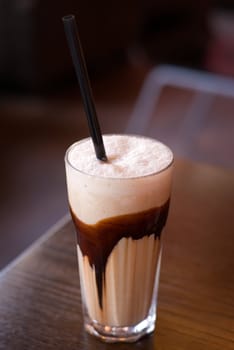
[126,65,234,168]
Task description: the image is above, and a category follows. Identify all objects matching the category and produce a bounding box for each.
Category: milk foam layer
[68,135,173,178]
[66,135,173,224]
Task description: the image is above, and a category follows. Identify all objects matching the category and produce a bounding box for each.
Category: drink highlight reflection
[65,134,173,342]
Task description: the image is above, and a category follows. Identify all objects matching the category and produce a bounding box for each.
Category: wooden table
[0,159,234,350]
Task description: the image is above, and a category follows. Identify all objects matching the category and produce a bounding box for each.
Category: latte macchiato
[65,134,173,342]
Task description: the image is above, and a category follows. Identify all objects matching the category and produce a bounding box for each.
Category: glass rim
[65,134,174,181]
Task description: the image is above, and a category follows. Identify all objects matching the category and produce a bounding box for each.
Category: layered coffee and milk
[65,135,173,328]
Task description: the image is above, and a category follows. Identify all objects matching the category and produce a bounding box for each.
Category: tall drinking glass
[65,134,173,342]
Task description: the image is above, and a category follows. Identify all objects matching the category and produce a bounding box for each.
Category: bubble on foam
[68,135,173,178]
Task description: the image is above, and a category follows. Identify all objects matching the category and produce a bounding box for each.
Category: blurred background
[1,0,234,269]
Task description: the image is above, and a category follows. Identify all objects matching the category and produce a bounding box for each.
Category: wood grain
[0,159,234,349]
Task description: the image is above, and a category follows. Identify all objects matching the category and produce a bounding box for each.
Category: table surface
[0,159,234,350]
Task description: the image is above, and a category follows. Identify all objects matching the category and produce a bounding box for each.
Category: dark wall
[0,0,211,92]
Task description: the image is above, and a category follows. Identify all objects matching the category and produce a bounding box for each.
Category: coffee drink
[65,134,173,342]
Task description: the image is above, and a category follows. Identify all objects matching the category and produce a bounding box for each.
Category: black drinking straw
[62,15,107,161]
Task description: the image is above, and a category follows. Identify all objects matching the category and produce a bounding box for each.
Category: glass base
[84,314,156,343]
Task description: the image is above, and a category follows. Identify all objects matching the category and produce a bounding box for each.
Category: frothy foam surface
[68,135,173,178]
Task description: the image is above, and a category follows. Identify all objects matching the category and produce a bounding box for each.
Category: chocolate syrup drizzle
[70,198,170,309]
